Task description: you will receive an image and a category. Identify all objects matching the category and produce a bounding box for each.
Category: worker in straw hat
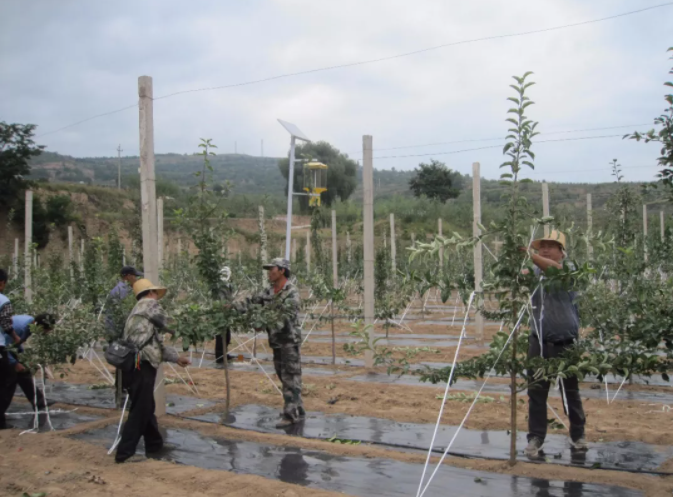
[115,279,190,463]
[520,229,588,458]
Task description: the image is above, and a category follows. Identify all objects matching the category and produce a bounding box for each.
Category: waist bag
[104,331,157,372]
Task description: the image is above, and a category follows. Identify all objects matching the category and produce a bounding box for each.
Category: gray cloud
[1,0,671,183]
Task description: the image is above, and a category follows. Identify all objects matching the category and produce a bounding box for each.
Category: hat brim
[262,264,274,270]
[531,239,564,251]
[142,286,167,299]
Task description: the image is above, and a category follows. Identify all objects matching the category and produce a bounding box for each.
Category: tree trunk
[509,318,518,466]
[222,331,230,419]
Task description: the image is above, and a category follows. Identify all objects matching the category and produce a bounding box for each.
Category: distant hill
[30,151,286,195]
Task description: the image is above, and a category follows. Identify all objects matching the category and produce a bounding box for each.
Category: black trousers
[215,329,232,363]
[115,362,163,462]
[0,347,12,429]
[6,368,46,410]
[527,337,586,442]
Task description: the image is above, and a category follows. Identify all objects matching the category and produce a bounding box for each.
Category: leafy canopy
[408,159,463,203]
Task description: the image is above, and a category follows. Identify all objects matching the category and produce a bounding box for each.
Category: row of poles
[10,75,669,407]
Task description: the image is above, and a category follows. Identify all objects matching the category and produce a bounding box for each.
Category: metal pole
[363,135,375,369]
[138,75,164,415]
[24,190,33,303]
[473,162,484,342]
[285,136,297,259]
[542,182,550,237]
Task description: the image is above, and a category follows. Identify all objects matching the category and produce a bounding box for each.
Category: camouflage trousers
[272,344,305,422]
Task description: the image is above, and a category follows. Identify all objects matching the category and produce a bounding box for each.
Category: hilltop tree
[408,160,463,203]
[0,122,44,207]
[278,141,357,212]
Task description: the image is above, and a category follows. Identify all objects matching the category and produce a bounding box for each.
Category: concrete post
[67,226,74,278]
[24,190,33,303]
[80,239,84,271]
[542,181,550,237]
[643,204,648,262]
[157,197,164,273]
[472,162,484,342]
[346,231,352,264]
[661,211,665,243]
[438,219,444,268]
[587,193,593,260]
[362,135,375,369]
[306,230,311,273]
[390,213,396,274]
[13,239,19,279]
[331,210,338,286]
[259,206,267,282]
[138,75,164,415]
[411,232,416,245]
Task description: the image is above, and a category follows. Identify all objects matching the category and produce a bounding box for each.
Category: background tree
[278,141,357,212]
[408,159,463,203]
[0,122,44,208]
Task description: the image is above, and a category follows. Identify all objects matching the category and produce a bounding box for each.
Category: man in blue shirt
[0,268,24,430]
[3,314,56,412]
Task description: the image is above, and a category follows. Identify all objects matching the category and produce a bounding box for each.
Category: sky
[1,0,672,183]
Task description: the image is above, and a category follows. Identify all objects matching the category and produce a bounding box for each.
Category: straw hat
[132,278,167,299]
[531,229,566,251]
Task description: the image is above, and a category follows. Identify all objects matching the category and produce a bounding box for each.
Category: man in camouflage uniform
[241,258,304,428]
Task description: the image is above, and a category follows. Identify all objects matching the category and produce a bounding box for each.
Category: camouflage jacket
[245,280,301,348]
[123,298,179,368]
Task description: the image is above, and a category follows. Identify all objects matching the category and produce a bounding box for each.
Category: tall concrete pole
[80,239,84,271]
[661,211,665,243]
[363,135,375,369]
[138,75,164,415]
[542,181,550,237]
[346,231,352,264]
[24,190,33,303]
[331,210,338,286]
[438,218,444,269]
[586,193,593,260]
[472,162,484,342]
[117,144,123,190]
[390,213,396,274]
[157,197,164,274]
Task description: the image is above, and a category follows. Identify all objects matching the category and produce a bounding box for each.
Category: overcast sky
[1,0,672,183]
